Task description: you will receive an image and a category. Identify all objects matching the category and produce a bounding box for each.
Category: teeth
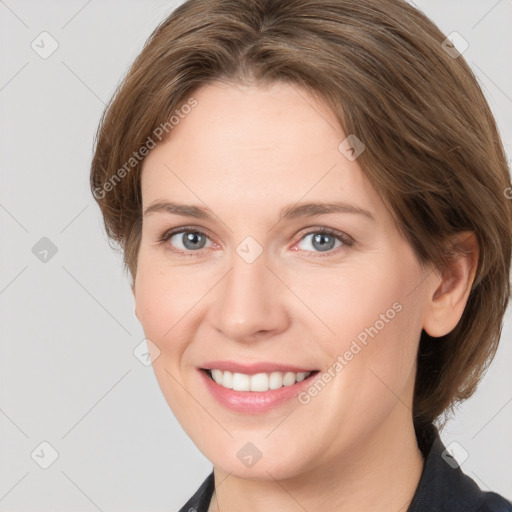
[208,369,312,392]
[250,373,268,392]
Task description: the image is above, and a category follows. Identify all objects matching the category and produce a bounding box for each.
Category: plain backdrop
[1,0,511,510]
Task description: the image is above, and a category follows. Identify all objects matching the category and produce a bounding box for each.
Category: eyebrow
[143,200,374,221]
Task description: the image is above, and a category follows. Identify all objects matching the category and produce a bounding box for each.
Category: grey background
[0,0,511,510]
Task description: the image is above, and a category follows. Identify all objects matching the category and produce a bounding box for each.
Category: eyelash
[157,225,355,258]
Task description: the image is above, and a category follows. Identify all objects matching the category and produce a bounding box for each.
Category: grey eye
[298,232,342,252]
[169,231,210,251]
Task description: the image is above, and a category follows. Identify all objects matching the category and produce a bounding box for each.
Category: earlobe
[422,231,479,338]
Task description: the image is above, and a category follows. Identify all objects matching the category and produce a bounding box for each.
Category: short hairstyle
[90,0,512,430]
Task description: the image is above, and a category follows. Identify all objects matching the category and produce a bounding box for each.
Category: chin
[201,435,312,481]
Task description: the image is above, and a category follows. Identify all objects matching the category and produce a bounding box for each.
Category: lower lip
[198,369,320,414]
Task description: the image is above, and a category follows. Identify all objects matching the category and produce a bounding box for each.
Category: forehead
[140,81,383,220]
[156,80,341,164]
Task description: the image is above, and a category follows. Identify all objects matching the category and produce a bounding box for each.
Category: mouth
[199,367,321,413]
[202,368,320,392]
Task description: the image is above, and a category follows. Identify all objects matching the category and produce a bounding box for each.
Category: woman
[90,0,512,510]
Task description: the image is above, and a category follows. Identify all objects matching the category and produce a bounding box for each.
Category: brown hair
[90,0,512,428]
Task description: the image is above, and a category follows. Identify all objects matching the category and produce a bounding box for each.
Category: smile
[207,368,312,392]
[199,367,320,413]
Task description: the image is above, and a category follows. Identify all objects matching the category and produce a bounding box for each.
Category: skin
[132,81,479,511]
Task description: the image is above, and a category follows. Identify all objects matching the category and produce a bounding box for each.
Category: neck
[208,406,424,512]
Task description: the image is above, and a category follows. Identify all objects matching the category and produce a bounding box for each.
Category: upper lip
[200,360,318,374]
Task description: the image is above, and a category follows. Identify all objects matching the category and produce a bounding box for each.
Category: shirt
[178,422,512,511]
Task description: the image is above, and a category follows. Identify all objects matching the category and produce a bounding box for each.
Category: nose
[207,249,290,343]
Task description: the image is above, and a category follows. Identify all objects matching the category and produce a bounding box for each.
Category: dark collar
[407,422,511,511]
[179,423,511,511]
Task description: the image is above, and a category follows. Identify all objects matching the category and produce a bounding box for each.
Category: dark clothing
[179,423,511,511]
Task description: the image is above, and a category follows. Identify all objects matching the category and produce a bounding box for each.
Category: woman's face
[134,81,435,479]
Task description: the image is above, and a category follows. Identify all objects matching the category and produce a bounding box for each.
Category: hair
[90,0,512,431]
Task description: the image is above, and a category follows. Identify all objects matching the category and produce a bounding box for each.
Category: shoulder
[409,422,511,512]
[475,492,512,512]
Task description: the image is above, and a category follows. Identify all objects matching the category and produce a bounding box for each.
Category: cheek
[133,256,199,417]
[135,245,199,325]
[134,253,192,356]
[293,255,422,412]
[290,259,409,349]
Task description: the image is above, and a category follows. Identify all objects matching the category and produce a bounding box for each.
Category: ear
[422,231,479,338]
[131,280,139,320]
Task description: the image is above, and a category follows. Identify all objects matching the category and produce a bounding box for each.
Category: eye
[158,226,354,257]
[294,228,353,256]
[158,227,214,255]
